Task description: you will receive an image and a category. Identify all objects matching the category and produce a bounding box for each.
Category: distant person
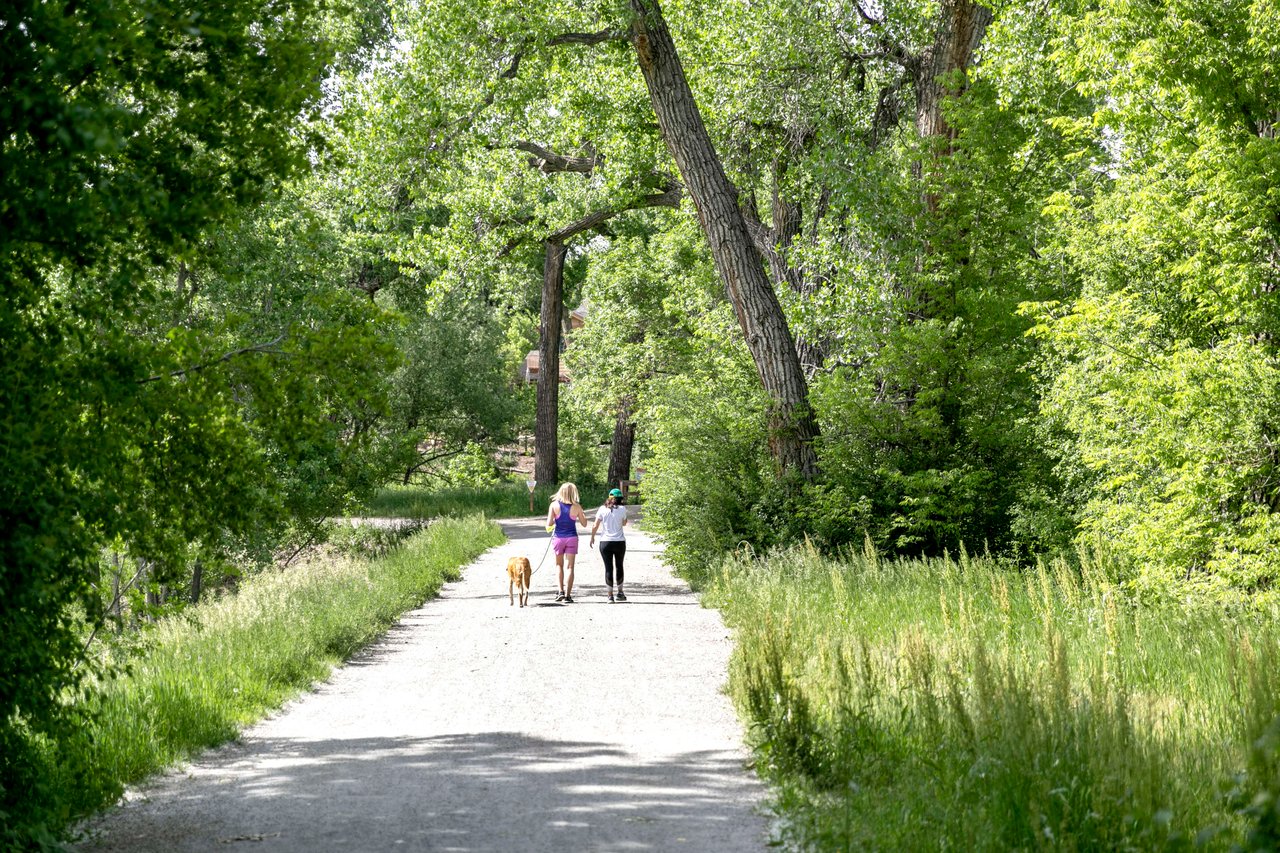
[546,482,588,603]
[590,488,630,602]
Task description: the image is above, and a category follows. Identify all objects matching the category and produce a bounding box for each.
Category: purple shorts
[552,535,579,556]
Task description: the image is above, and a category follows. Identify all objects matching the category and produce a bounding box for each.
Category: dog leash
[528,530,554,578]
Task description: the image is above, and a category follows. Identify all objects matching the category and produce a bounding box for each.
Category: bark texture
[628,0,819,479]
[606,399,637,489]
[534,240,567,486]
[914,0,992,146]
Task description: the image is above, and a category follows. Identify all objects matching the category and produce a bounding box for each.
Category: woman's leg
[555,551,566,598]
[565,553,576,598]
[614,541,627,599]
[600,543,613,587]
[600,543,616,597]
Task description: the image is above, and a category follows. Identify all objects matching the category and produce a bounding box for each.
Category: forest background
[5,0,1280,848]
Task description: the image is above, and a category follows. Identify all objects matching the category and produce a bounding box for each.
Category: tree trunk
[606,398,636,488]
[910,0,992,320]
[534,239,567,485]
[628,0,819,480]
[914,0,992,147]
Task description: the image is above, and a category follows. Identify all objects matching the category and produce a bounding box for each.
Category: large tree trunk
[534,239,566,485]
[628,0,819,480]
[914,0,992,147]
[606,398,636,489]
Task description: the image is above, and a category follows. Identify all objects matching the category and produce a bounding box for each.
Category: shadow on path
[77,733,760,852]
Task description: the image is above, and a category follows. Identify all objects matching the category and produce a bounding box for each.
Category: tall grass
[58,515,503,824]
[708,542,1280,850]
[365,480,610,520]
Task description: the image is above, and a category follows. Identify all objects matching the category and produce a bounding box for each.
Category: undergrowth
[708,542,1280,850]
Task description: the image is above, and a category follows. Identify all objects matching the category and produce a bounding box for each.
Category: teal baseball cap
[609,488,623,497]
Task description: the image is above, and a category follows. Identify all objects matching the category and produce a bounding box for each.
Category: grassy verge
[365,481,610,520]
[707,543,1280,850]
[60,515,503,825]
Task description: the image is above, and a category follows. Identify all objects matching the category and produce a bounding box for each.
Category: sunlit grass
[364,480,610,520]
[708,542,1280,850]
[62,515,503,821]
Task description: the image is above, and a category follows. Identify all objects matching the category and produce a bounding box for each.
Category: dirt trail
[75,517,769,852]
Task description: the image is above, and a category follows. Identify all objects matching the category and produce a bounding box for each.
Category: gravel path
[75,517,769,852]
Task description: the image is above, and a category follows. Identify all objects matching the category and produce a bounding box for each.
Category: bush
[439,442,503,488]
[639,354,776,587]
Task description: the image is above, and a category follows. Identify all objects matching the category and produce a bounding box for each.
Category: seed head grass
[708,541,1280,850]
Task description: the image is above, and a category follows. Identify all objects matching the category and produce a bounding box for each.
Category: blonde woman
[546,482,588,603]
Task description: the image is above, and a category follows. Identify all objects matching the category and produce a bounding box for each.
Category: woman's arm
[573,502,589,526]
[546,503,557,527]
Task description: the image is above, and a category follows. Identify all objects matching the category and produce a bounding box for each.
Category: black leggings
[600,540,626,586]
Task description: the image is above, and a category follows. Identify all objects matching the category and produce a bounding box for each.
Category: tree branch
[548,29,625,46]
[546,181,683,243]
[429,51,526,155]
[139,334,287,384]
[513,140,600,174]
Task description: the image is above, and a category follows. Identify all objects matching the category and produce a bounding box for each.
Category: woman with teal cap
[590,488,631,602]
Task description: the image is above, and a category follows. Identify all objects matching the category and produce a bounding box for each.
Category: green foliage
[711,542,1280,850]
[11,0,1280,841]
[1224,716,1280,851]
[382,293,522,484]
[554,401,611,486]
[438,442,504,488]
[1,0,341,840]
[639,299,777,585]
[567,217,713,399]
[1023,0,1280,598]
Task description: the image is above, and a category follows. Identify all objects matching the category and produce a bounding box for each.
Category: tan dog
[507,556,532,607]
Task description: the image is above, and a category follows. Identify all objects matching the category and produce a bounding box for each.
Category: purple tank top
[553,501,577,536]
